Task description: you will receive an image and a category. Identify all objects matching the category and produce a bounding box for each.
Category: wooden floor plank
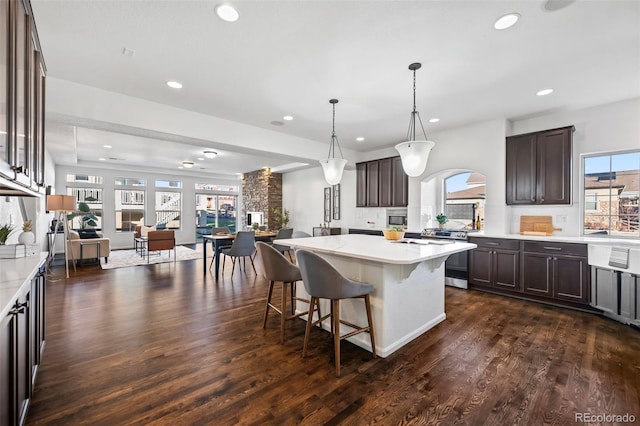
[26,253,640,425]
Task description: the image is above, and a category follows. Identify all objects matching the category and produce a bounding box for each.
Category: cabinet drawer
[523,241,587,257]
[469,237,520,251]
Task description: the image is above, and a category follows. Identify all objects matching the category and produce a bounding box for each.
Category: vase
[18,231,35,245]
[438,223,445,229]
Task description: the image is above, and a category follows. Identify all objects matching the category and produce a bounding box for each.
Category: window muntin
[115,189,145,232]
[156,191,181,229]
[115,177,145,187]
[66,174,103,184]
[155,180,182,189]
[583,151,639,237]
[67,187,103,229]
[195,183,239,192]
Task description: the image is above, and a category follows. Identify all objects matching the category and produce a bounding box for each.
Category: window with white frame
[115,177,146,232]
[155,191,181,229]
[583,151,639,237]
[66,187,103,230]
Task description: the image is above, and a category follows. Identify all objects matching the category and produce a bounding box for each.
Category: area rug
[101,246,201,269]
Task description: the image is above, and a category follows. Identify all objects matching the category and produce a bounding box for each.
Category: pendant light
[319,99,347,185]
[395,63,435,177]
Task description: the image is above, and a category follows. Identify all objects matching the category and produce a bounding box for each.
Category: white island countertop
[0,253,48,320]
[276,234,476,265]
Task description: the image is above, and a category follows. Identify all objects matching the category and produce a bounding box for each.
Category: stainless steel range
[421,228,473,289]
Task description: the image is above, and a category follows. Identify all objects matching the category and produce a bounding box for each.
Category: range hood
[0,175,41,197]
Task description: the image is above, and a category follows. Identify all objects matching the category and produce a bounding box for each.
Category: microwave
[388,215,407,226]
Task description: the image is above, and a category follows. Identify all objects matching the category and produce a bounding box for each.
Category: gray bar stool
[256,242,320,344]
[295,249,376,377]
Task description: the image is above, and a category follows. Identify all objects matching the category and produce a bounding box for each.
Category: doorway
[195,194,238,240]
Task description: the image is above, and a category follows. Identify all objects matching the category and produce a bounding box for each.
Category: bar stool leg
[263,280,275,328]
[280,282,287,344]
[364,294,377,358]
[333,299,341,377]
[302,296,317,358]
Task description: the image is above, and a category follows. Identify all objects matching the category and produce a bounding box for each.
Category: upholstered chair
[295,249,376,377]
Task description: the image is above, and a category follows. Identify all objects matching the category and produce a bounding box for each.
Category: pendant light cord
[327,100,344,159]
[406,66,428,143]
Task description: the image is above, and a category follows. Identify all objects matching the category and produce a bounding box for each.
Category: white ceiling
[30,0,640,177]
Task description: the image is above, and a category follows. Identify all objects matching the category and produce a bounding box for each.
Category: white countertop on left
[276,234,477,265]
[0,253,48,320]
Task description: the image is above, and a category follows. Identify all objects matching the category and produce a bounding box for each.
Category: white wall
[408,118,509,233]
[283,98,640,237]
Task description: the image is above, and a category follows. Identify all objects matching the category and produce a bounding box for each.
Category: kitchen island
[276,234,476,357]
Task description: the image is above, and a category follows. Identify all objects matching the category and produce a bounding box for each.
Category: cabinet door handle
[486,242,499,246]
[531,196,535,202]
[9,306,25,315]
[543,246,562,251]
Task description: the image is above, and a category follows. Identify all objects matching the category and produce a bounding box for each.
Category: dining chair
[208,226,232,270]
[256,242,320,344]
[292,231,312,238]
[272,228,294,261]
[295,249,376,377]
[222,231,257,275]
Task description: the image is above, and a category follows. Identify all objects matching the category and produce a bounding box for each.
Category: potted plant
[18,220,36,245]
[251,222,260,231]
[68,198,98,229]
[436,213,448,229]
[271,208,290,229]
[383,226,405,241]
[0,223,16,245]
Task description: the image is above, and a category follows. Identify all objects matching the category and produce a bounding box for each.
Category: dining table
[203,231,276,279]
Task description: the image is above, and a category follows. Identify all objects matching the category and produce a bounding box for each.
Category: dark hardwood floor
[27,252,640,425]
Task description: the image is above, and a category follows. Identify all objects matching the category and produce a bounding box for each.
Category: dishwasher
[588,243,640,329]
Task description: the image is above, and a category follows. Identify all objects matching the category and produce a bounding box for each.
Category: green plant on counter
[0,223,16,245]
[251,222,260,231]
[388,226,404,232]
[436,213,448,225]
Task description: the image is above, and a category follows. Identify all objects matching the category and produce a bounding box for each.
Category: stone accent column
[241,169,283,230]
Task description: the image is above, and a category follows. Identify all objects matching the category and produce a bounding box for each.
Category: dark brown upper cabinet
[506,126,573,205]
[0,0,46,193]
[356,156,408,207]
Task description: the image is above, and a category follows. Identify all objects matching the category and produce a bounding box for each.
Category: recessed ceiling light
[429,118,440,123]
[103,145,112,148]
[494,13,520,30]
[536,88,554,96]
[182,161,194,168]
[98,158,106,161]
[197,157,205,161]
[166,81,183,89]
[204,150,218,159]
[356,137,365,142]
[215,4,239,22]
[283,115,294,121]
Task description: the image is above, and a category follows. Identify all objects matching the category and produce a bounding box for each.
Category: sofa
[67,230,111,264]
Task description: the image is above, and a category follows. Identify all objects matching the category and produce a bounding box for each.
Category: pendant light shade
[320,99,347,185]
[395,140,434,177]
[395,62,435,177]
[320,158,347,186]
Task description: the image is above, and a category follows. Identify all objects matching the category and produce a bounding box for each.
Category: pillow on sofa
[68,230,81,240]
[141,225,156,238]
[79,229,101,239]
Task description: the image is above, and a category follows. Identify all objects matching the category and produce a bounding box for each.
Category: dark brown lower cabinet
[469,238,520,291]
[469,237,590,309]
[522,241,589,304]
[1,263,45,426]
